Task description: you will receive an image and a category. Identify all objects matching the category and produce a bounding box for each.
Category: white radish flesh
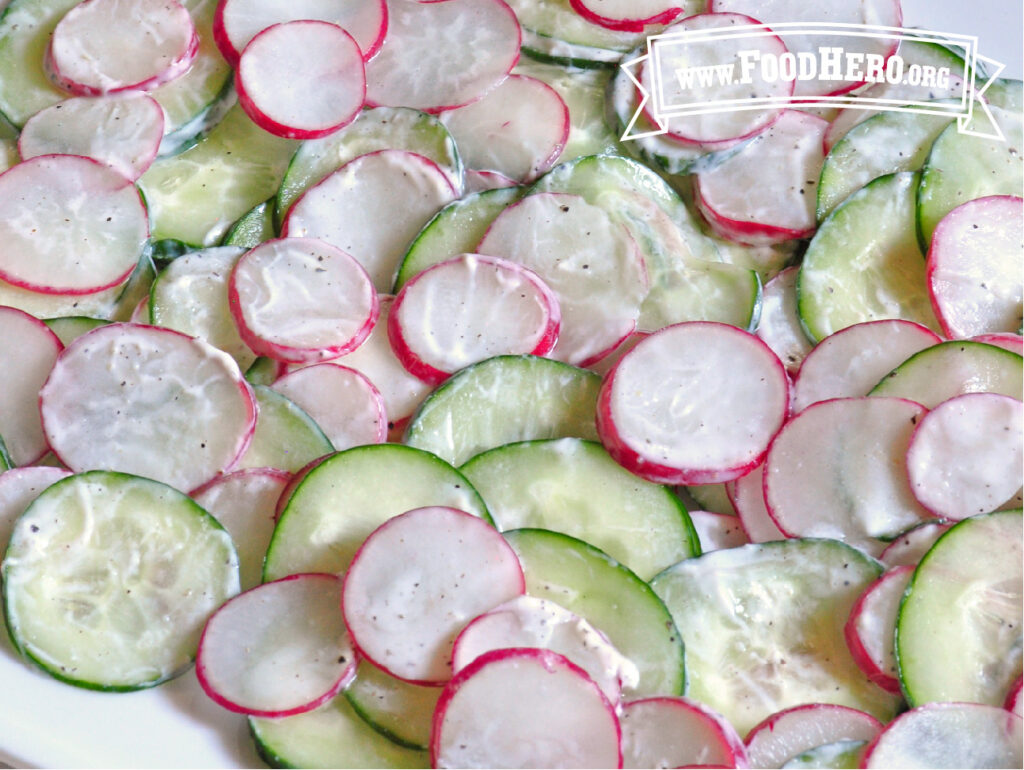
[745,703,883,769]
[726,464,787,543]
[878,521,953,568]
[0,466,73,566]
[283,149,458,292]
[39,323,257,493]
[342,505,525,684]
[476,192,647,366]
[905,392,1023,519]
[0,154,148,294]
[597,322,790,485]
[440,74,569,182]
[229,237,379,364]
[451,595,638,705]
[365,0,521,113]
[196,573,356,717]
[688,510,751,553]
[620,696,748,769]
[389,254,560,385]
[844,565,914,694]
[18,93,164,181]
[270,363,387,450]
[213,0,388,66]
[431,648,622,769]
[236,21,365,140]
[927,195,1024,339]
[0,307,63,466]
[756,265,813,375]
[47,0,198,95]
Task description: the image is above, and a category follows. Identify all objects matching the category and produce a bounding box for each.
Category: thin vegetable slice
[744,703,882,769]
[844,565,914,694]
[344,659,443,750]
[620,696,748,769]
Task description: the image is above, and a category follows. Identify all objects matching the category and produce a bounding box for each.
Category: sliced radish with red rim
[877,520,953,568]
[39,323,257,493]
[236,21,366,140]
[1006,677,1023,718]
[389,253,561,386]
[365,0,521,114]
[0,466,72,556]
[971,333,1024,356]
[744,703,883,768]
[18,93,165,182]
[688,510,751,553]
[0,154,148,295]
[844,565,914,694]
[430,647,622,769]
[597,322,790,485]
[0,307,63,466]
[213,0,388,66]
[342,505,525,684]
[440,74,569,182]
[229,237,379,364]
[464,169,519,193]
[905,392,1023,519]
[620,696,748,769]
[569,0,689,32]
[46,0,198,95]
[727,464,787,543]
[197,573,356,717]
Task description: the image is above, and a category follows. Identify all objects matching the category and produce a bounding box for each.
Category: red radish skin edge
[195,573,356,718]
[39,323,258,478]
[843,565,915,694]
[429,647,623,769]
[387,255,562,387]
[624,696,751,768]
[744,702,884,759]
[234,22,366,141]
[567,0,685,33]
[188,466,293,500]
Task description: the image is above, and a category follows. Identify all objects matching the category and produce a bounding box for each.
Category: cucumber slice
[799,172,940,343]
[275,106,463,225]
[651,539,901,736]
[504,527,686,698]
[263,444,489,581]
[222,199,276,249]
[43,316,108,347]
[917,105,1024,248]
[896,510,1023,708]
[461,438,698,580]
[2,470,239,691]
[394,186,523,291]
[138,105,299,248]
[235,385,334,473]
[868,340,1023,408]
[344,659,442,751]
[249,693,428,769]
[403,354,601,468]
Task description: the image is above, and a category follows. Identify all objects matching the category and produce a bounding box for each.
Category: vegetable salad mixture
[0,0,1020,767]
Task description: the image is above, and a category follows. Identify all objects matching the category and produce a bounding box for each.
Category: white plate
[0,2,1019,768]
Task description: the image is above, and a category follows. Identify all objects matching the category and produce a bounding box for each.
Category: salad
[0,0,1021,767]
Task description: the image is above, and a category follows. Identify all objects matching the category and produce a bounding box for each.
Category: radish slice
[342,506,525,684]
[236,21,365,140]
[597,322,790,485]
[325,295,434,429]
[756,265,813,375]
[569,0,688,32]
[844,565,914,694]
[365,0,521,114]
[1006,677,1023,718]
[927,195,1024,339]
[763,397,934,553]
[861,702,1023,769]
[791,320,942,414]
[688,510,751,553]
[0,307,63,466]
[745,703,883,769]
[440,74,568,182]
[270,363,387,450]
[476,192,648,367]
[450,595,638,705]
[878,520,953,568]
[47,0,198,95]
[694,111,827,245]
[389,254,561,386]
[639,13,791,147]
[620,697,748,769]
[727,464,787,543]
[0,466,72,561]
[905,393,1023,520]
[430,648,622,769]
[283,149,459,292]
[464,169,519,193]
[972,333,1024,356]
[39,323,257,493]
[213,0,388,66]
[0,154,148,295]
[196,573,356,717]
[228,237,379,365]
[190,468,292,592]
[18,93,164,181]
